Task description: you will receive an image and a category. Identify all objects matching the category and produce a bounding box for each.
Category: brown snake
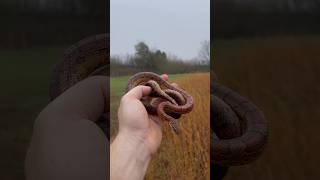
[125,72,194,134]
[211,71,268,179]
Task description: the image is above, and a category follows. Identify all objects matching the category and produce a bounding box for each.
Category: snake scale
[125,72,194,134]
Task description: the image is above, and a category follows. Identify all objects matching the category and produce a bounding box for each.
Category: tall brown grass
[215,36,320,179]
[146,73,210,180]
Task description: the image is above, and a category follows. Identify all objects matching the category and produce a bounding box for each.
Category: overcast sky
[111,0,210,60]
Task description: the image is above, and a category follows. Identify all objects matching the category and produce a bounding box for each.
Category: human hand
[111,74,175,180]
[117,74,169,153]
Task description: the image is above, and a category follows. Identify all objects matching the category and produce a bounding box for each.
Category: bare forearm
[25,116,108,180]
[110,131,151,180]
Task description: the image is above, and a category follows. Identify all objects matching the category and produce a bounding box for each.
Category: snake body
[211,72,268,179]
[126,72,194,134]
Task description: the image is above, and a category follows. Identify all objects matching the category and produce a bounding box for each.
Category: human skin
[25,76,109,180]
[25,74,171,180]
[111,74,177,180]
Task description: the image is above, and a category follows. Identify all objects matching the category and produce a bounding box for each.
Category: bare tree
[198,40,210,65]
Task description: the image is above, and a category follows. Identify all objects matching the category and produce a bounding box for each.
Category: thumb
[124,85,152,100]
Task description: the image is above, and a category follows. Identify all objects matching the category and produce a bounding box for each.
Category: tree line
[111,41,210,76]
[0,0,107,49]
[0,0,106,16]
[213,0,320,38]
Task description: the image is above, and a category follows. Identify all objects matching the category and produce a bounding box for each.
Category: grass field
[0,46,210,179]
[215,35,320,179]
[1,34,320,180]
[110,73,210,179]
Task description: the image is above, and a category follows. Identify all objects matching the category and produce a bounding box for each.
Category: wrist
[110,130,152,180]
[118,129,152,162]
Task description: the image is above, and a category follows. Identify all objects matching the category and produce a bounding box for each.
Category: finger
[161,74,168,81]
[124,85,152,100]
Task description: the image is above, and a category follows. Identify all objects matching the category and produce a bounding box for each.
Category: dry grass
[145,73,210,180]
[215,35,320,179]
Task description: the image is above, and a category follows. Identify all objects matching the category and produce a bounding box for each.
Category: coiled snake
[125,72,194,134]
[211,72,268,179]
